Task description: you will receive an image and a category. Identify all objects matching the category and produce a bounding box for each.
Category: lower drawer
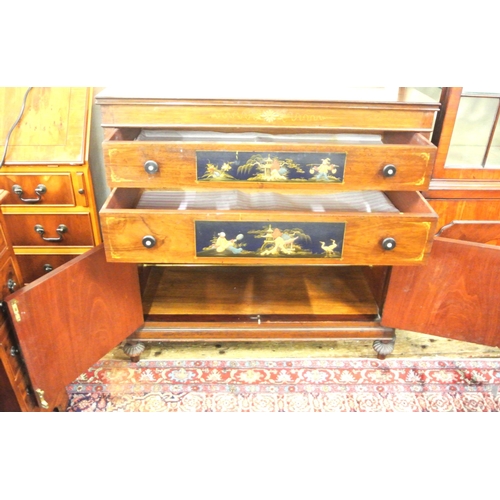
[0,320,34,411]
[16,254,76,283]
[0,256,23,297]
[100,188,438,265]
[3,213,94,247]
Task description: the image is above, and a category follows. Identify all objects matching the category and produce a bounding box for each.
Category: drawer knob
[43,264,54,273]
[12,184,47,203]
[7,278,16,293]
[34,224,68,242]
[142,235,157,248]
[382,164,397,178]
[381,237,397,250]
[144,160,159,174]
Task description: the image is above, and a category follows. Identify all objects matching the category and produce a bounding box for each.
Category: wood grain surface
[100,189,437,265]
[142,265,379,317]
[4,245,143,409]
[0,173,75,205]
[102,131,435,191]
[0,87,89,165]
[96,93,439,133]
[382,237,500,347]
[4,213,94,247]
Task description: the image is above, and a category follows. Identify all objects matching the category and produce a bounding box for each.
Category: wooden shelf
[141,265,380,320]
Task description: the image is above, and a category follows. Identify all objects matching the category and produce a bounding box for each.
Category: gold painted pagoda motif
[195,221,345,259]
[197,151,346,183]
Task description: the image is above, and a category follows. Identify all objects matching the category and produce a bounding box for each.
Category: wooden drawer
[0,173,75,206]
[0,320,34,410]
[100,188,437,266]
[0,256,23,297]
[3,213,94,247]
[0,320,23,383]
[103,130,436,191]
[16,254,76,283]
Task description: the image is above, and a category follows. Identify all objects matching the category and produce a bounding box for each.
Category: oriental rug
[66,358,500,412]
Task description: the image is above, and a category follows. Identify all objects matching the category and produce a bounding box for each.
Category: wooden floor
[103,329,500,361]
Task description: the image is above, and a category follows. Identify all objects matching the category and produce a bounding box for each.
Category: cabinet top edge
[95,87,440,108]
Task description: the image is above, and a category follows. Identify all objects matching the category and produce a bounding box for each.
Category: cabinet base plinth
[125,321,395,361]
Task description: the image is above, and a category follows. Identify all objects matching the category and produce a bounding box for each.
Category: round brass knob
[382,164,397,178]
[144,160,159,174]
[381,237,397,250]
[142,235,157,248]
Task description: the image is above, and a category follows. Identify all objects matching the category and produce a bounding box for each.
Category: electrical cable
[0,87,33,168]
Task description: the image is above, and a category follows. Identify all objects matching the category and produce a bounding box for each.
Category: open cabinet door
[4,245,143,410]
[382,223,500,347]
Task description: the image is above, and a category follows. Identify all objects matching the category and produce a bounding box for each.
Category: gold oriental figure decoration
[196,222,344,259]
[196,151,345,183]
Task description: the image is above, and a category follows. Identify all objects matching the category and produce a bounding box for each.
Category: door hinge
[35,388,49,409]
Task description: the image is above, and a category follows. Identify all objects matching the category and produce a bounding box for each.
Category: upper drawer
[103,130,436,191]
[0,173,75,206]
[100,188,438,266]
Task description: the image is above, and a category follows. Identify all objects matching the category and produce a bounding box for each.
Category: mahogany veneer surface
[382,237,500,347]
[103,131,435,191]
[0,87,89,164]
[142,265,379,317]
[5,245,143,408]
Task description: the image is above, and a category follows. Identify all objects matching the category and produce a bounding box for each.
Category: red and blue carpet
[66,358,500,412]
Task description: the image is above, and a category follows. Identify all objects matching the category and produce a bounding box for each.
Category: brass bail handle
[12,184,47,203]
[34,224,68,242]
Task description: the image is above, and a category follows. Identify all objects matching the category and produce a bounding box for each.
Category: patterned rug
[66,358,500,412]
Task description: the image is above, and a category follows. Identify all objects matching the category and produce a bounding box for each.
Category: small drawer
[103,130,436,191]
[16,254,76,283]
[0,321,32,405]
[3,213,94,247]
[100,188,438,266]
[0,256,22,298]
[0,173,76,206]
[0,322,23,382]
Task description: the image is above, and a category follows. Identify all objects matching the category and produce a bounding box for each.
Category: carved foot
[373,338,395,360]
[122,341,145,362]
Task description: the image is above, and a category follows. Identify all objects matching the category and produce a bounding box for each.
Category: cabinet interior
[139,264,388,323]
[108,128,431,147]
[134,189,400,213]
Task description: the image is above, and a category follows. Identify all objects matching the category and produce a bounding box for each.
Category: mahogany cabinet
[0,190,35,411]
[95,88,443,359]
[0,87,107,411]
[2,87,500,412]
[0,87,102,283]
